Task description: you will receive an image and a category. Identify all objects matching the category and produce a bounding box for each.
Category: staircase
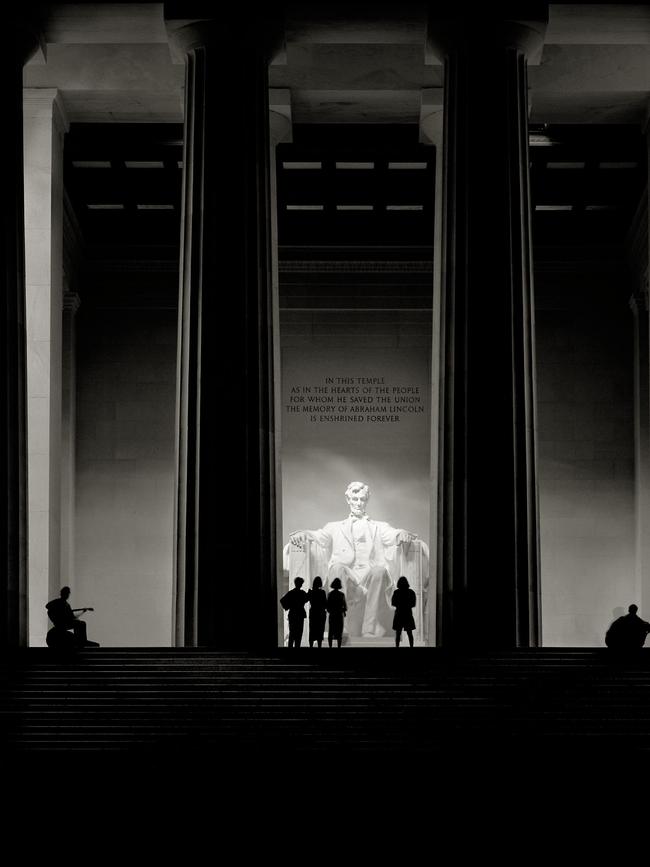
[3,647,650,757]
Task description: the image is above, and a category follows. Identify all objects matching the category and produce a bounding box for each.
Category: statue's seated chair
[283,539,429,641]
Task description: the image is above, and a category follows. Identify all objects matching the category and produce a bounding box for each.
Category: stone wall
[535,262,635,646]
[74,271,177,646]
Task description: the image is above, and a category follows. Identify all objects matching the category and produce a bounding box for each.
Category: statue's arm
[378,522,418,546]
[289,526,332,549]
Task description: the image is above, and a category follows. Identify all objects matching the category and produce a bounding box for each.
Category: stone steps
[4,647,650,756]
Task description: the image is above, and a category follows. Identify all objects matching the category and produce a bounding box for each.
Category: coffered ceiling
[52,4,649,264]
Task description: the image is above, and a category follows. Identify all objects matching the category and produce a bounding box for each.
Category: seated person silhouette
[45,586,99,648]
[605,604,650,650]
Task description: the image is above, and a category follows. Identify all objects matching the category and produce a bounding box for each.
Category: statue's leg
[361,567,392,637]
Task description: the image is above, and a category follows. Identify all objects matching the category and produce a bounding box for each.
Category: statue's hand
[289,531,307,547]
[397,530,418,545]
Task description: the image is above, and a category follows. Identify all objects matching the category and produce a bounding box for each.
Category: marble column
[429,11,546,647]
[419,89,443,646]
[269,89,292,646]
[1,17,41,646]
[166,7,281,647]
[23,88,68,645]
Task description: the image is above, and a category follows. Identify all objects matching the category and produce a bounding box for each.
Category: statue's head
[60,586,71,600]
[345,481,369,517]
[629,604,639,614]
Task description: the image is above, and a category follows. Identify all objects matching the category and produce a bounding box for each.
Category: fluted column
[269,89,292,646]
[1,16,41,646]
[430,10,547,647]
[166,7,281,647]
[420,89,443,646]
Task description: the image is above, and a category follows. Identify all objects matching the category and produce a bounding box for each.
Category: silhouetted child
[391,575,416,647]
[45,586,99,648]
[326,577,347,648]
[280,577,309,648]
[307,576,327,647]
[605,604,650,651]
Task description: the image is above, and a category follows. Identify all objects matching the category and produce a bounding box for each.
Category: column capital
[23,89,69,137]
[427,6,548,64]
[419,88,443,144]
[164,5,284,62]
[269,89,292,146]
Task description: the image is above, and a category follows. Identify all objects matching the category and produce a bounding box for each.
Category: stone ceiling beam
[42,2,168,44]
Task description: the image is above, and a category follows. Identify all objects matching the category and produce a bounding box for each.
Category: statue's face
[346,488,368,517]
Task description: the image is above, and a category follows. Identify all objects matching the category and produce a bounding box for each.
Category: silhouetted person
[326,577,347,648]
[391,575,416,647]
[45,586,99,648]
[605,604,650,651]
[307,576,327,647]
[280,577,309,648]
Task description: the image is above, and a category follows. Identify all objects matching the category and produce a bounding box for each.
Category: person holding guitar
[46,586,99,647]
